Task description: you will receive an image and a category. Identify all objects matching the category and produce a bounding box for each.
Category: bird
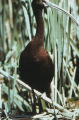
[19,0,54,98]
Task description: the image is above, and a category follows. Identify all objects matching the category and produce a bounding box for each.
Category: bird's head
[32,0,45,10]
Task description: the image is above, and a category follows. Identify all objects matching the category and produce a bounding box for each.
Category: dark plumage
[19,0,54,97]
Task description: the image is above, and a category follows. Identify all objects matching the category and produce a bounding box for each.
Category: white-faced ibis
[19,0,54,98]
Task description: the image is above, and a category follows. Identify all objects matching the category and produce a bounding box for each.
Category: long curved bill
[42,0,79,26]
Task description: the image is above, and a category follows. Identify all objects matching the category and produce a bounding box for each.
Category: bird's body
[19,0,54,97]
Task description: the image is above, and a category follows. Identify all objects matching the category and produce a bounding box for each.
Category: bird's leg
[38,97,43,113]
[38,93,48,113]
[32,89,36,114]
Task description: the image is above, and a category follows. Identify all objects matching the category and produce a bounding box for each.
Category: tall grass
[0,0,79,115]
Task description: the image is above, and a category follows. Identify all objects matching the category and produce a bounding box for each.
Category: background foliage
[0,0,79,117]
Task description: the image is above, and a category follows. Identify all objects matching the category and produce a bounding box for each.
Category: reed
[0,0,79,118]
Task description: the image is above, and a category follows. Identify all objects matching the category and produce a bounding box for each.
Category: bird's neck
[34,9,44,45]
